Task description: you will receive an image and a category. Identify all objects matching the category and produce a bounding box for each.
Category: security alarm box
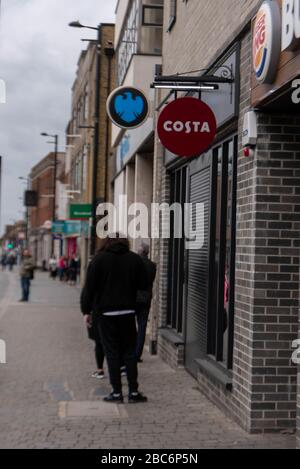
[242,110,257,147]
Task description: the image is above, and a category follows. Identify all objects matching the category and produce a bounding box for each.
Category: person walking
[7,252,16,271]
[68,255,78,286]
[49,255,57,280]
[58,256,66,282]
[1,253,7,271]
[81,234,148,404]
[136,243,157,363]
[19,250,34,302]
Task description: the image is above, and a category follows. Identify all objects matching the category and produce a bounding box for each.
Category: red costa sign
[157,97,217,158]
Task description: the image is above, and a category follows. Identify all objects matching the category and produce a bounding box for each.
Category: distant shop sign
[24,190,38,207]
[70,204,92,220]
[51,221,65,234]
[64,221,82,236]
[107,86,149,129]
[157,97,217,158]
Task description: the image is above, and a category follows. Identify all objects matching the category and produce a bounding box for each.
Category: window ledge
[195,357,233,391]
[159,328,184,346]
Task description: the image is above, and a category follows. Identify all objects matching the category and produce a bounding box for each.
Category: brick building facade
[150,0,300,440]
[66,24,115,276]
[29,152,65,267]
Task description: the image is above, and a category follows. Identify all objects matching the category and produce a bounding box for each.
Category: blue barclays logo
[114,91,144,124]
[0,79,6,104]
[107,86,149,130]
[0,339,6,364]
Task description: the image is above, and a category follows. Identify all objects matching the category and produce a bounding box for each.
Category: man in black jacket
[136,243,157,362]
[81,235,148,404]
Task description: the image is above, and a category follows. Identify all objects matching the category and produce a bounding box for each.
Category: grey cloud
[0,0,116,232]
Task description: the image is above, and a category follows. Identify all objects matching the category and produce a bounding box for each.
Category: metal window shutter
[185,166,210,374]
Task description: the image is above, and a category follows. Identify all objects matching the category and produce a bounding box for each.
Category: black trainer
[103,392,124,404]
[128,392,148,404]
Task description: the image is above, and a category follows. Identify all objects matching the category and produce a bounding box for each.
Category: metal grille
[185,166,210,374]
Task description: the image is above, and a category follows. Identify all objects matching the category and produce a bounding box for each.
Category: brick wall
[163,0,261,75]
[97,25,116,203]
[297,364,300,449]
[248,112,300,431]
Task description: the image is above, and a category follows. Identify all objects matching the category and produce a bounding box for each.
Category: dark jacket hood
[107,243,129,255]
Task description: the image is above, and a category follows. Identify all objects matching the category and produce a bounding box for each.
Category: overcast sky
[0,0,116,235]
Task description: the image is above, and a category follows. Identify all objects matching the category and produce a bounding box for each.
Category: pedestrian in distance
[19,250,34,302]
[1,253,7,271]
[58,256,66,282]
[136,243,157,363]
[68,255,78,286]
[7,252,16,271]
[81,233,148,404]
[49,255,57,280]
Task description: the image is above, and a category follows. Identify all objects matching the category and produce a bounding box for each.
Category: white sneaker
[92,371,105,379]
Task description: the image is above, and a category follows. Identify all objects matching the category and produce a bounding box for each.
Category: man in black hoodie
[81,234,148,404]
[136,243,157,362]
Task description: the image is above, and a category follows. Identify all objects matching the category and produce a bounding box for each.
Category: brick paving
[0,271,296,449]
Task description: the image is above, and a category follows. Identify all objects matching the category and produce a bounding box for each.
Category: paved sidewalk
[0,271,296,449]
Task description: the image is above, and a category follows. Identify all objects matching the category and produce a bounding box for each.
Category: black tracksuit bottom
[97,313,138,395]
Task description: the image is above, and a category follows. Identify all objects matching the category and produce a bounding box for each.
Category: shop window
[142,5,163,26]
[117,0,139,84]
[82,146,87,192]
[117,0,163,84]
[167,166,187,334]
[83,84,88,123]
[207,136,237,370]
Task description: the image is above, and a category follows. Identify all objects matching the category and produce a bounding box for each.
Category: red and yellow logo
[252,1,281,85]
[253,11,268,81]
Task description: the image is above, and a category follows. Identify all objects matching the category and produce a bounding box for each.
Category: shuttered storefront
[166,135,238,376]
[185,156,211,375]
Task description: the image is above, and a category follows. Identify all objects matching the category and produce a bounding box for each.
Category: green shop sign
[70,204,92,220]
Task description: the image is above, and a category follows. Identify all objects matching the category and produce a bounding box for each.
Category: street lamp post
[69,21,101,258]
[41,133,59,253]
[19,176,30,248]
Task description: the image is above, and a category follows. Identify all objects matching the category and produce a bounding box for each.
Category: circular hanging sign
[157,97,217,158]
[107,86,150,129]
[252,0,281,84]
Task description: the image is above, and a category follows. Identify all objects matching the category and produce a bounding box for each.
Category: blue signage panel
[64,221,82,236]
[52,221,65,234]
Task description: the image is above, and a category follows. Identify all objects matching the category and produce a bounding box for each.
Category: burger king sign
[253,0,281,84]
